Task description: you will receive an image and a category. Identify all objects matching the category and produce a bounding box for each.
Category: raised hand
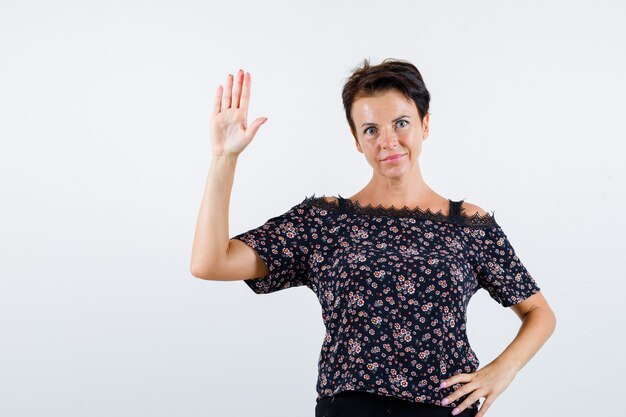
[210,69,267,157]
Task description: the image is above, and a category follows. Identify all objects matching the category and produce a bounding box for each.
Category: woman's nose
[380,128,399,148]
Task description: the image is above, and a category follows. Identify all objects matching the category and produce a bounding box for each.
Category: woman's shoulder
[456,199,499,228]
[300,194,339,207]
[459,200,490,217]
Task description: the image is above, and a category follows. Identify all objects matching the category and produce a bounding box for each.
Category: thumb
[246,117,268,141]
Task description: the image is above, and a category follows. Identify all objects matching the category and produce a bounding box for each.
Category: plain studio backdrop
[1,0,624,416]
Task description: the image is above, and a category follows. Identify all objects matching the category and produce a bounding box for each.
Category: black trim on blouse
[301,193,497,228]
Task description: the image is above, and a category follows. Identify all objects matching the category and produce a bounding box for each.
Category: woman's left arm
[439,291,557,417]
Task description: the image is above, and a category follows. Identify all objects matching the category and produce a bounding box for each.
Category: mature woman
[191,58,556,417]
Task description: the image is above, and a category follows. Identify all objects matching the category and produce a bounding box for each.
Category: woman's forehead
[352,91,417,120]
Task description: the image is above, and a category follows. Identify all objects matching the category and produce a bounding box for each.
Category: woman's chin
[376,164,410,178]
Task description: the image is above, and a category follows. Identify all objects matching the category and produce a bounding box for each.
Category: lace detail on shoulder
[300,193,497,227]
[457,206,498,227]
[300,193,340,210]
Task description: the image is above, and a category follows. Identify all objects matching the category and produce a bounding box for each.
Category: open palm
[210,69,267,157]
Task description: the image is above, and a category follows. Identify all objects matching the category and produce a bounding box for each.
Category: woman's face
[350,89,429,179]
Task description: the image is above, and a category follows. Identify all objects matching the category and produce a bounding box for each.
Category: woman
[190,58,557,417]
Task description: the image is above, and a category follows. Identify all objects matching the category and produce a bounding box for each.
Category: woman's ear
[422,114,430,140]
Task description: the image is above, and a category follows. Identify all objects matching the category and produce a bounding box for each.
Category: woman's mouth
[382,153,406,162]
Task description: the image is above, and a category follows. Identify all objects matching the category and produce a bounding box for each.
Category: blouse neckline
[302,193,498,227]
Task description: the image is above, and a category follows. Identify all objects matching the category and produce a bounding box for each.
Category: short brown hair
[342,58,431,138]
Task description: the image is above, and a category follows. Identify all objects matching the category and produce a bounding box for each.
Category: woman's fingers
[212,69,251,118]
[450,389,484,416]
[231,69,244,109]
[215,70,248,112]
[475,397,494,417]
[246,116,268,141]
[212,84,223,115]
[239,71,251,119]
[221,73,233,110]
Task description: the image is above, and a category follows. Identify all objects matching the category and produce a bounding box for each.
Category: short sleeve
[475,224,541,307]
[231,201,314,295]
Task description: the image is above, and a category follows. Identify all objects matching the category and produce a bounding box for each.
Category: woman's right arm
[190,69,268,281]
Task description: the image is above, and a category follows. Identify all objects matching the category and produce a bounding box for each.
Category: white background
[1,1,624,416]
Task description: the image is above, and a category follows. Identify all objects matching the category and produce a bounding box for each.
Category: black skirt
[315,390,478,417]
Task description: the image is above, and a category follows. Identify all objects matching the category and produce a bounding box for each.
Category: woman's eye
[364,121,407,135]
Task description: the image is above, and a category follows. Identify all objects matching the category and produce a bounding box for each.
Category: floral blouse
[231,194,541,413]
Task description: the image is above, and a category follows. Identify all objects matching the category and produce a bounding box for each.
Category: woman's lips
[382,153,406,162]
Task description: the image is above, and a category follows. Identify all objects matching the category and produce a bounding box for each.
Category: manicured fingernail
[441,398,449,405]
[440,381,447,387]
[452,408,460,415]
